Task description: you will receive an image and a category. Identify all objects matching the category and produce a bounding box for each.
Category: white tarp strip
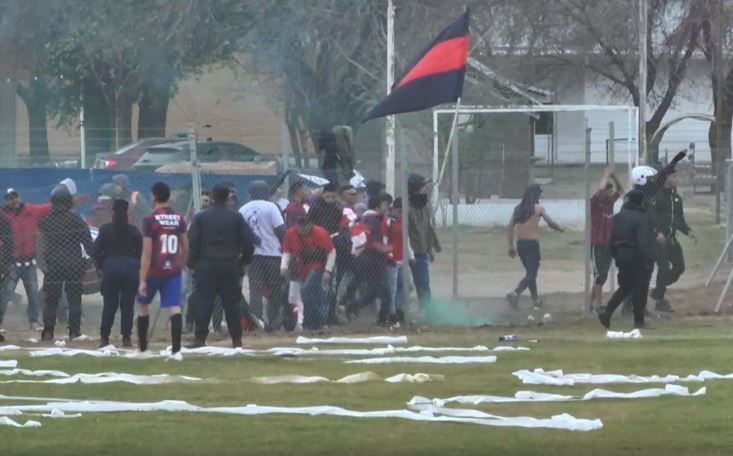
[606,329,642,339]
[296,336,408,345]
[407,403,602,432]
[0,345,21,352]
[250,372,442,384]
[409,384,706,406]
[0,372,201,385]
[514,368,733,385]
[267,345,494,357]
[0,360,18,368]
[0,368,70,378]
[0,416,41,428]
[492,346,531,352]
[0,396,602,431]
[346,356,497,365]
[30,347,124,358]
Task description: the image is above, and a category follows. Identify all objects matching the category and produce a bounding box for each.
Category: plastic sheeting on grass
[0,360,18,368]
[409,384,706,406]
[296,336,408,345]
[346,355,497,365]
[0,395,603,432]
[250,372,442,384]
[0,416,41,428]
[514,368,733,386]
[0,345,21,352]
[606,329,642,339]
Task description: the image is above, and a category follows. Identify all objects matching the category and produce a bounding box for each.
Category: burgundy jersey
[142,207,187,277]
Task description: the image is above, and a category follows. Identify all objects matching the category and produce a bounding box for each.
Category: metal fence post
[452,122,459,298]
[188,122,201,214]
[584,125,592,316]
[608,121,616,294]
[726,159,733,262]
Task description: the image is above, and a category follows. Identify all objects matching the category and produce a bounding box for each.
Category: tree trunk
[286,114,303,168]
[138,80,171,138]
[83,78,114,164]
[115,96,133,148]
[16,82,49,165]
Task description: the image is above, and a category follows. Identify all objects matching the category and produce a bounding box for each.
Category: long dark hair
[512,184,542,224]
[112,199,129,235]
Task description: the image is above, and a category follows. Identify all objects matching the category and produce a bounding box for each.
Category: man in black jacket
[39,187,93,340]
[598,189,655,330]
[187,184,259,348]
[647,168,696,313]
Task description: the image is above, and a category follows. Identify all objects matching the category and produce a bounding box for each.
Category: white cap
[60,178,77,195]
[6,188,15,194]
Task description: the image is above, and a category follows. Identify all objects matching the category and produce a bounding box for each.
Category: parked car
[95,138,173,170]
[132,140,276,171]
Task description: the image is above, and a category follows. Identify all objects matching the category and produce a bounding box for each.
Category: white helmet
[631,165,657,186]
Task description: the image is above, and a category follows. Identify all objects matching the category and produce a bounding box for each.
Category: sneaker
[598,312,610,329]
[30,322,43,332]
[395,310,405,324]
[232,337,242,349]
[655,299,675,313]
[166,352,183,362]
[506,292,519,309]
[122,337,132,348]
[68,331,81,340]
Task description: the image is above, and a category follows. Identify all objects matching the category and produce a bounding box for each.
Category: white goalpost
[430,104,639,316]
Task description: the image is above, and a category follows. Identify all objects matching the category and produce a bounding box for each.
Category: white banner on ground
[0,395,602,432]
[0,416,41,428]
[346,356,497,365]
[514,368,733,386]
[0,360,18,368]
[251,372,443,384]
[409,384,706,406]
[0,345,21,352]
[606,329,642,339]
[295,336,408,345]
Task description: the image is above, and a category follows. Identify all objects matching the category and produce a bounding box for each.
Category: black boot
[41,327,54,341]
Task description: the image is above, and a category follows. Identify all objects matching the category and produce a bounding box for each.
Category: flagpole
[436,97,462,196]
[385,0,396,196]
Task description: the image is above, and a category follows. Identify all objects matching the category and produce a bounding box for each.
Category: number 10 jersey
[142,206,187,277]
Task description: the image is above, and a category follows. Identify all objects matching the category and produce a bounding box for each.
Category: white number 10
[160,234,179,254]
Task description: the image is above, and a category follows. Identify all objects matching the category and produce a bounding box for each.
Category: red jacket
[2,203,52,261]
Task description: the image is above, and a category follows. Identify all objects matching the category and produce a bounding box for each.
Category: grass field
[3,318,733,455]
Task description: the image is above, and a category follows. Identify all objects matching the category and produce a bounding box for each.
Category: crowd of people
[0,171,441,356]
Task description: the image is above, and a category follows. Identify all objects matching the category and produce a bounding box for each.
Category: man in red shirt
[285,180,308,228]
[137,182,188,359]
[0,189,52,331]
[590,167,623,313]
[383,197,413,327]
[280,214,335,330]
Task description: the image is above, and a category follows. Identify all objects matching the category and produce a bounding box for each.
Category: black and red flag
[364,10,469,122]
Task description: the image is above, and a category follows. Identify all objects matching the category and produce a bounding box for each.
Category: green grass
[3,319,733,455]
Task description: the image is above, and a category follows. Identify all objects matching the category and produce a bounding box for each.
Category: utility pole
[716,0,725,224]
[639,0,648,163]
[385,0,396,195]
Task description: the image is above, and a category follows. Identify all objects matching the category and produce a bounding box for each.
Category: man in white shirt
[240,180,289,330]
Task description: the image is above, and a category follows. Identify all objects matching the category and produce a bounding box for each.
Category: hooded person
[406,173,440,307]
[38,186,93,340]
[239,180,288,329]
[598,189,655,330]
[86,183,119,229]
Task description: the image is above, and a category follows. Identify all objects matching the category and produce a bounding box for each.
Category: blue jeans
[302,271,330,330]
[515,240,541,299]
[410,253,431,307]
[0,263,41,326]
[387,264,405,315]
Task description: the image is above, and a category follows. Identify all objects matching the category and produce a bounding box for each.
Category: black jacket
[92,223,143,270]
[38,208,93,273]
[308,198,342,235]
[648,187,690,238]
[0,215,11,273]
[608,202,654,264]
[187,203,259,269]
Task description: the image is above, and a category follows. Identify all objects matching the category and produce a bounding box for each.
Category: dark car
[94,138,173,170]
[132,140,275,171]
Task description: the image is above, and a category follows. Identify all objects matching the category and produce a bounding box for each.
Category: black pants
[248,255,287,329]
[515,239,540,299]
[342,251,391,321]
[591,244,613,286]
[652,238,685,300]
[604,257,652,327]
[100,257,139,340]
[43,266,83,335]
[194,264,243,342]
